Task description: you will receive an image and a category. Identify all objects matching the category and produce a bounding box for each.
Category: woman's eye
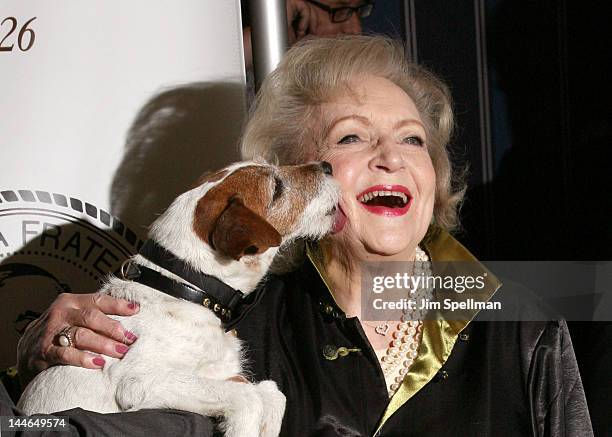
[338,134,361,144]
[403,136,425,146]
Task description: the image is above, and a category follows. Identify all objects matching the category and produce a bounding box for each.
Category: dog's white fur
[18,161,339,437]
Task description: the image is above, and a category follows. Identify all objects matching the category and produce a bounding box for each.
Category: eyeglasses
[305,0,374,23]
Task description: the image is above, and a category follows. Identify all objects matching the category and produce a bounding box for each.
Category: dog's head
[150,161,339,267]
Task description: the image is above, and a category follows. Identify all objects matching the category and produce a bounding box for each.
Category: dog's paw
[217,384,265,437]
[256,380,285,403]
[255,381,286,437]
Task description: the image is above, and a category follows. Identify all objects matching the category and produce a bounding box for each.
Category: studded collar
[122,240,264,330]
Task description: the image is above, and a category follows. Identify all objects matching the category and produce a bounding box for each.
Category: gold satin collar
[305,227,502,435]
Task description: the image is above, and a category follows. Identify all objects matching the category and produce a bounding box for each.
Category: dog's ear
[211,197,281,260]
[195,195,281,261]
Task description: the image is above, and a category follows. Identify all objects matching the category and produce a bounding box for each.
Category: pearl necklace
[379,319,424,396]
[369,246,433,397]
[364,246,431,336]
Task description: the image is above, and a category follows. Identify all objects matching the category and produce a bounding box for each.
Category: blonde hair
[241,35,465,231]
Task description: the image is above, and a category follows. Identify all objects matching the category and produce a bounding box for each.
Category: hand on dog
[16,292,140,388]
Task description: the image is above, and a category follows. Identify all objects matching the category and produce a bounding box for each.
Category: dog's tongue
[332,206,347,234]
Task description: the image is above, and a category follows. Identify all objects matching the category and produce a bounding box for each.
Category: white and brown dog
[18,160,340,437]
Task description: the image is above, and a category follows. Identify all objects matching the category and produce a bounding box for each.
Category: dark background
[364,1,611,434]
[366,0,611,260]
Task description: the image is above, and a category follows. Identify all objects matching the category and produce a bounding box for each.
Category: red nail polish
[116,344,129,354]
[127,302,139,310]
[124,331,138,342]
[93,357,106,367]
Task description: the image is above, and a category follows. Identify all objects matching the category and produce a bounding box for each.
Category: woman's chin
[323,225,421,259]
[361,238,416,258]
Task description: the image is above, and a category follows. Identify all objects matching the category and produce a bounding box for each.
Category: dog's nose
[320,161,333,176]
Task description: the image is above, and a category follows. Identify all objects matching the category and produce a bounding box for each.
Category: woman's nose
[370,141,404,173]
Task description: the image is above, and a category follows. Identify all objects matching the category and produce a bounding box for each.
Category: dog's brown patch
[193,166,279,260]
[193,163,325,260]
[272,163,325,232]
[211,197,281,260]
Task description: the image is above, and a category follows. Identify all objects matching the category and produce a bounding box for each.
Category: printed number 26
[0,17,37,52]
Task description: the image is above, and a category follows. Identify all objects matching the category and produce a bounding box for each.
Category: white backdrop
[0,1,246,368]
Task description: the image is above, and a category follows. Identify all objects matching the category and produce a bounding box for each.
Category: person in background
[242,0,373,69]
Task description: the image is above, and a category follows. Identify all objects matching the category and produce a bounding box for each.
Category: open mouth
[356,185,412,216]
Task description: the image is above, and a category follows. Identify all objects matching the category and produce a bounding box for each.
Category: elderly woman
[10,36,592,436]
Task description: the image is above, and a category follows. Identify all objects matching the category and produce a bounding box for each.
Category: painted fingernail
[124,330,138,342]
[93,357,106,367]
[127,302,139,310]
[115,344,129,354]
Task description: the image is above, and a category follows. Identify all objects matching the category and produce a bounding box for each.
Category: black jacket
[1,231,593,436]
[232,231,593,436]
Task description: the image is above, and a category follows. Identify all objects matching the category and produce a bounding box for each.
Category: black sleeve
[528,320,594,437]
[1,381,216,437]
[567,321,612,436]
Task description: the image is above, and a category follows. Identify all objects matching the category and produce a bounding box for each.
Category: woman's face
[313,75,436,259]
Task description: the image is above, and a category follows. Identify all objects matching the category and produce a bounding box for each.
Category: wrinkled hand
[16,292,140,388]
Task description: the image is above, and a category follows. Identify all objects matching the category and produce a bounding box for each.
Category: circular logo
[0,189,145,368]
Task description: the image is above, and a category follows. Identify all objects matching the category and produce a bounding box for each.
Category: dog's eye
[272,177,284,202]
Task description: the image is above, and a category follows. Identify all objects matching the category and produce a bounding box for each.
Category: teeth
[358,190,409,205]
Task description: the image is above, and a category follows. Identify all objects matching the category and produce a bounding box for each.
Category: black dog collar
[121,240,265,330]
